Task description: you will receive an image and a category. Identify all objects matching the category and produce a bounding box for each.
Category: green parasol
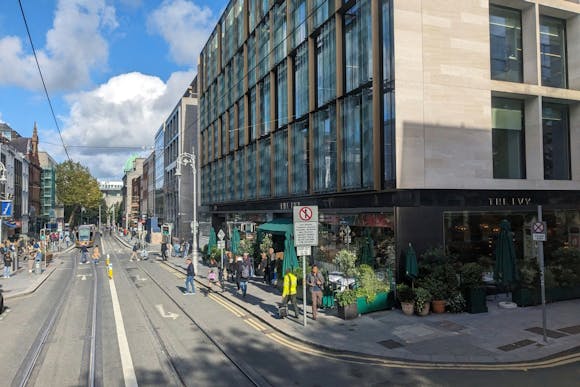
[494,219,518,287]
[231,227,241,255]
[208,227,217,252]
[282,231,299,275]
[405,243,418,289]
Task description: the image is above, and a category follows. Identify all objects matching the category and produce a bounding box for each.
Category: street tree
[55,160,102,226]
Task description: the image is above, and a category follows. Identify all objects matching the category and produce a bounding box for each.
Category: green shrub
[414,287,431,313]
[336,289,358,307]
[460,262,484,289]
[396,283,415,303]
[333,249,358,278]
[356,264,389,303]
[447,292,466,313]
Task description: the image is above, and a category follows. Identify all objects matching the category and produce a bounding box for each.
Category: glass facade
[276,62,288,128]
[273,129,288,196]
[316,20,336,107]
[259,138,271,197]
[313,106,336,192]
[542,103,570,180]
[342,89,373,189]
[294,44,309,119]
[291,120,308,194]
[246,144,257,198]
[492,97,526,179]
[259,77,271,136]
[490,5,522,83]
[293,0,307,49]
[540,16,567,88]
[344,0,372,93]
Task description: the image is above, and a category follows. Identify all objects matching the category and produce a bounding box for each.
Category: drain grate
[437,320,466,332]
[378,339,404,349]
[557,325,580,335]
[525,327,568,339]
[497,339,535,352]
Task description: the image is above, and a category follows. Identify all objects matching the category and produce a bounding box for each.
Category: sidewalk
[119,236,580,364]
[0,246,74,301]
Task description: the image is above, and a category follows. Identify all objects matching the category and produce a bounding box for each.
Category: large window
[235,151,245,200]
[316,20,336,107]
[490,6,522,83]
[259,138,271,197]
[344,0,372,93]
[294,44,309,118]
[543,103,570,180]
[274,129,288,196]
[229,108,235,152]
[249,87,257,141]
[236,51,244,99]
[293,0,307,48]
[246,144,257,198]
[292,120,309,194]
[313,105,336,192]
[257,17,271,80]
[492,97,525,179]
[540,16,567,88]
[312,0,334,29]
[226,155,235,201]
[237,99,245,147]
[248,35,256,87]
[274,2,287,65]
[342,89,373,189]
[277,62,288,128]
[259,77,271,136]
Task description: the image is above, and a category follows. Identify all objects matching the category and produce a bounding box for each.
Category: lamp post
[174,148,198,274]
[0,162,7,247]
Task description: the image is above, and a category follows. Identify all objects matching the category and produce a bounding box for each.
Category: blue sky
[0,0,226,179]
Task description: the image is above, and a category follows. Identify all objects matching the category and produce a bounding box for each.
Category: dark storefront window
[490,5,523,83]
[259,138,271,198]
[492,97,525,179]
[540,16,567,88]
[543,102,570,180]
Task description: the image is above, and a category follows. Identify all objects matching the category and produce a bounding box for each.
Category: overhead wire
[17,0,71,161]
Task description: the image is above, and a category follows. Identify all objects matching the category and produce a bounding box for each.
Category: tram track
[106,235,267,387]
[12,244,100,387]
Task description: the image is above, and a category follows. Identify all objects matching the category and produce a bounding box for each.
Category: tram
[75,224,95,248]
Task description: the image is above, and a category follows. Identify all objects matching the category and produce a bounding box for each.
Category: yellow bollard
[106,254,110,267]
[108,263,113,279]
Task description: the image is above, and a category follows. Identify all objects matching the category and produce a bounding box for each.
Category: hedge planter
[338,303,359,320]
[464,287,488,314]
[513,287,540,307]
[431,300,446,314]
[356,291,394,315]
[417,302,430,316]
[401,301,415,316]
[513,286,580,306]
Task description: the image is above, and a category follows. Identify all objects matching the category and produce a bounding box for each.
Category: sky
[0,0,227,180]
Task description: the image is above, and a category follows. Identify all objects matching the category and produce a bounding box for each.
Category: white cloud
[48,70,195,179]
[0,112,4,123]
[0,0,117,91]
[147,0,216,66]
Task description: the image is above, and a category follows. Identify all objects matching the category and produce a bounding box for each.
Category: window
[291,120,309,194]
[316,20,336,107]
[344,0,372,92]
[294,44,309,118]
[489,6,522,83]
[213,124,219,160]
[249,87,257,141]
[237,99,245,147]
[226,155,235,201]
[236,51,245,99]
[248,35,256,86]
[257,17,271,80]
[277,62,288,128]
[235,151,245,200]
[259,138,271,197]
[260,77,271,136]
[249,0,257,32]
[313,105,336,192]
[312,0,334,29]
[342,89,373,189]
[246,144,257,198]
[274,2,287,65]
[236,0,244,48]
[293,0,307,48]
[274,129,288,196]
[229,108,235,152]
[492,97,525,179]
[542,103,570,180]
[540,16,567,88]
[221,117,227,157]
[382,0,393,83]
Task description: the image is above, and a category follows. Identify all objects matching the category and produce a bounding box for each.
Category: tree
[55,161,102,226]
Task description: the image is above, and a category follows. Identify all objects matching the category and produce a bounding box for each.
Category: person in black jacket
[184,258,196,295]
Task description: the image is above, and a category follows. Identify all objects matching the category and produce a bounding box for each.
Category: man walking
[281,268,299,318]
[161,242,168,261]
[184,258,196,295]
[307,264,324,320]
[239,254,251,297]
[130,243,139,262]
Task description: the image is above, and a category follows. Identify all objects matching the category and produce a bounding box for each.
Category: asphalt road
[0,234,578,387]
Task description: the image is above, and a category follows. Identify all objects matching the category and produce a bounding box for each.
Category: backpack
[241,262,250,279]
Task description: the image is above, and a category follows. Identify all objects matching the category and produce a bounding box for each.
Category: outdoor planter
[356,291,394,315]
[464,287,488,314]
[417,302,430,316]
[547,286,580,302]
[337,303,358,320]
[431,300,446,313]
[513,286,540,307]
[401,301,415,316]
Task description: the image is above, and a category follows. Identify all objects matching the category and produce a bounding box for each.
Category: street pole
[191,147,199,276]
[302,255,307,327]
[537,205,548,343]
[98,205,101,233]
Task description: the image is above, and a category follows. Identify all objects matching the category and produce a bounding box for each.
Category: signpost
[217,229,226,270]
[293,205,318,327]
[0,201,11,263]
[536,206,548,342]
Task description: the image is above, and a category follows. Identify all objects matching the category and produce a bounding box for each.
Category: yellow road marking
[208,294,244,317]
[244,319,264,332]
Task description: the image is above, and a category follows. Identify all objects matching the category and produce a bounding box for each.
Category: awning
[256,218,293,235]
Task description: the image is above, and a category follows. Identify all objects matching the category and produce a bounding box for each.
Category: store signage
[488,197,532,206]
[280,201,301,211]
[217,240,226,249]
[532,221,547,242]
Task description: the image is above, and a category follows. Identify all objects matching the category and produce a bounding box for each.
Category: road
[0,234,578,386]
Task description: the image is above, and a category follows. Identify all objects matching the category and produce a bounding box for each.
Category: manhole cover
[378,339,404,349]
[497,339,535,352]
[525,327,568,339]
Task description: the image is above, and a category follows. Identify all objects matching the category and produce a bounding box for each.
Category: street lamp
[174,149,199,274]
[0,162,7,247]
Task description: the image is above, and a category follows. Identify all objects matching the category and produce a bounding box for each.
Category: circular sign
[533,222,545,233]
[299,207,313,221]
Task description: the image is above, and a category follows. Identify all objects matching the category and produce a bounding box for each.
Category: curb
[4,263,59,300]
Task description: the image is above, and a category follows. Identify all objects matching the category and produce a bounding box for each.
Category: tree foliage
[55,161,102,225]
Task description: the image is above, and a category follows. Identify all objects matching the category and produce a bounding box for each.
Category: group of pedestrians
[1,238,47,277]
[79,244,100,264]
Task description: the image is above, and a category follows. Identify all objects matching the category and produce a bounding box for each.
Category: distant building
[122,156,144,229]
[38,151,57,224]
[99,180,123,226]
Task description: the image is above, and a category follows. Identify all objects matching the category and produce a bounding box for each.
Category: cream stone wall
[394,0,580,190]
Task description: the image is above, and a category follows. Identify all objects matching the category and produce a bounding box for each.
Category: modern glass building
[198,0,580,277]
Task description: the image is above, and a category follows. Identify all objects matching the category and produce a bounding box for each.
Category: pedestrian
[225,251,234,281]
[280,268,299,318]
[182,240,190,258]
[65,234,71,247]
[130,243,139,262]
[239,254,251,297]
[234,255,243,291]
[173,241,180,257]
[161,242,168,261]
[92,244,101,264]
[2,243,12,278]
[80,245,89,264]
[184,258,196,295]
[306,264,324,320]
[208,258,218,291]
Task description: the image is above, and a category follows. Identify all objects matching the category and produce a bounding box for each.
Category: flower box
[356,291,394,315]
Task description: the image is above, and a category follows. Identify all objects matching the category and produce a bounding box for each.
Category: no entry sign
[293,205,318,246]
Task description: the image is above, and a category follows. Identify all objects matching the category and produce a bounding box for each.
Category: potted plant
[447,292,466,313]
[396,283,415,315]
[333,249,358,278]
[336,289,358,320]
[422,276,447,313]
[355,265,392,314]
[460,262,487,314]
[414,287,431,316]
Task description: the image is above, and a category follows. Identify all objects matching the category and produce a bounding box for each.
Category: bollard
[106,254,110,267]
[35,260,42,274]
[108,263,113,279]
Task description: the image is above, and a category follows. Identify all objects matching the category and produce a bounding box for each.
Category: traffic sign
[1,200,12,217]
[217,240,225,249]
[217,229,226,240]
[293,205,318,247]
[296,246,311,256]
[532,221,547,241]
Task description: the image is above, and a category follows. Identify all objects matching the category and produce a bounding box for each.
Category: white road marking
[155,304,179,320]
[104,241,138,387]
[77,274,93,280]
[135,274,147,282]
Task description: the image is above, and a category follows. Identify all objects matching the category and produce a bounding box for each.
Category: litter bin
[35,260,42,275]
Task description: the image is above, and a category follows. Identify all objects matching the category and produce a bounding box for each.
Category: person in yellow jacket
[281,268,300,318]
